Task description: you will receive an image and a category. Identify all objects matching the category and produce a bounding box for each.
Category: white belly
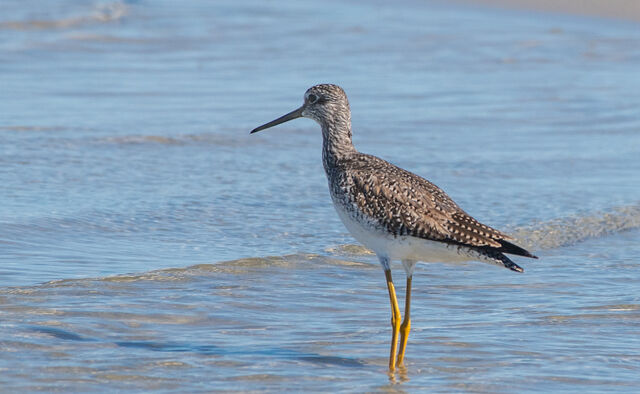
[333,202,472,264]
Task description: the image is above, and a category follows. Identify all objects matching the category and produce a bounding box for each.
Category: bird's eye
[307,94,318,103]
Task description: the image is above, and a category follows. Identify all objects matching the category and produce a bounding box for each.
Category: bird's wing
[344,154,513,249]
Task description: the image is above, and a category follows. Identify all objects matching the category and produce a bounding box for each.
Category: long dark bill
[250,106,304,134]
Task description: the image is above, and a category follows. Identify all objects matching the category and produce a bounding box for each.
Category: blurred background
[1,0,639,391]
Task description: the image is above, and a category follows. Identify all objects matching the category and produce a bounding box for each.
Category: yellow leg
[396,275,412,366]
[384,269,402,371]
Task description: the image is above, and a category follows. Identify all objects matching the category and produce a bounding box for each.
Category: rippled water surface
[1,0,640,391]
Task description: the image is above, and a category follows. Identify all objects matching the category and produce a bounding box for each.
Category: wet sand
[459,0,640,22]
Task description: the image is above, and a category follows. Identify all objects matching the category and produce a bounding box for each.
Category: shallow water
[1,0,640,391]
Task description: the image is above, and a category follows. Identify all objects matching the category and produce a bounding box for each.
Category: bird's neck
[321,120,356,173]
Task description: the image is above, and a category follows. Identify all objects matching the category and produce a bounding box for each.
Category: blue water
[1,0,640,391]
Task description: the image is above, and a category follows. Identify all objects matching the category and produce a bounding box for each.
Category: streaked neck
[321,120,356,174]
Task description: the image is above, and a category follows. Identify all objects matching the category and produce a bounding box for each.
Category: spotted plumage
[251,83,538,370]
[252,83,537,272]
[326,151,536,272]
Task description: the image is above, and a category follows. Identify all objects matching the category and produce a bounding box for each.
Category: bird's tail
[493,251,524,273]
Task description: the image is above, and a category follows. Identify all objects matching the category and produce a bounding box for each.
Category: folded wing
[343,154,537,260]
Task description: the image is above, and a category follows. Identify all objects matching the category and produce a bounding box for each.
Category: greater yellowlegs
[250,84,537,371]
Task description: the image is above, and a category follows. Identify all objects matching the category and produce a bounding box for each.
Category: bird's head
[250,84,350,134]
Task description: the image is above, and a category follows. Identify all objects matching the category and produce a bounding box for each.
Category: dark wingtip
[499,240,538,260]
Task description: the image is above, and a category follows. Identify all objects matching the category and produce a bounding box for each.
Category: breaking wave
[25,202,638,287]
[509,203,640,250]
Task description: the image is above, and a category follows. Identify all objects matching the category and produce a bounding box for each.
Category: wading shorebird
[250,84,537,371]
